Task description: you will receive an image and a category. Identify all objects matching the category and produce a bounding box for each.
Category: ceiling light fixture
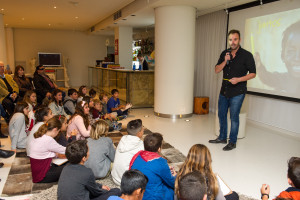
[75,16,78,19]
[54,6,57,9]
[48,24,51,26]
[1,8,4,11]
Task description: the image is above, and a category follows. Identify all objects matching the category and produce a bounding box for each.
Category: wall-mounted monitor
[38,52,61,66]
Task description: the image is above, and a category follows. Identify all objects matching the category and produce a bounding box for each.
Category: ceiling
[0,0,255,34]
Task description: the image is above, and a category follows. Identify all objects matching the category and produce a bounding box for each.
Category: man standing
[209,30,256,151]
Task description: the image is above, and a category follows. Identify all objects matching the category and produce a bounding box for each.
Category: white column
[154,5,196,118]
[5,27,15,72]
[0,14,7,65]
[114,26,133,69]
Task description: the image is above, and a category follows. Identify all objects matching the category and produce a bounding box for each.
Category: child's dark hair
[111,89,119,95]
[51,89,63,106]
[99,93,107,101]
[127,119,142,136]
[34,117,62,139]
[121,169,148,195]
[35,106,51,122]
[89,88,96,97]
[68,88,78,96]
[144,133,163,152]
[288,157,300,189]
[78,85,87,97]
[68,101,90,129]
[13,101,29,124]
[66,140,88,164]
[179,171,207,200]
[82,96,92,105]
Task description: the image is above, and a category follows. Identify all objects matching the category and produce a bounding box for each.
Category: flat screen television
[38,52,61,66]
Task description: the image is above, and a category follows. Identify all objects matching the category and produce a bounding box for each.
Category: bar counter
[88,66,154,108]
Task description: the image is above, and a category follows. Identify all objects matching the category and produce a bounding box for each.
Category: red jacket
[275,187,300,200]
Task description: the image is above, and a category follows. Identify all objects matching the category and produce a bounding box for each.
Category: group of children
[5,86,300,200]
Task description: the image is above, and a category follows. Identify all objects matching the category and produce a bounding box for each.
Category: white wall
[13,28,112,87]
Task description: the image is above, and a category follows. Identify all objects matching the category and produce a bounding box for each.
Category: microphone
[226,49,231,65]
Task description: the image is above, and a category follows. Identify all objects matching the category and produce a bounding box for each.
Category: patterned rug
[1,127,257,200]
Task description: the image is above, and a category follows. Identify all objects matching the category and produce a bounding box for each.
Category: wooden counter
[88,66,154,108]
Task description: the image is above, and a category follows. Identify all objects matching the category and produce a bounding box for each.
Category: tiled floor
[1,108,300,199]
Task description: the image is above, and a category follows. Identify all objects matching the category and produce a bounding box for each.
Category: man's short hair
[68,88,78,96]
[111,89,119,95]
[89,88,96,97]
[66,140,88,164]
[121,169,148,195]
[228,29,240,39]
[127,119,142,136]
[144,133,163,152]
[179,171,207,200]
[288,157,300,189]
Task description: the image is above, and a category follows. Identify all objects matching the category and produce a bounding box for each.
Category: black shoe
[0,162,3,168]
[209,138,227,144]
[223,143,236,151]
[0,132,8,138]
[0,149,15,158]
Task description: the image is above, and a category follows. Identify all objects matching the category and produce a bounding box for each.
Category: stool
[194,97,209,115]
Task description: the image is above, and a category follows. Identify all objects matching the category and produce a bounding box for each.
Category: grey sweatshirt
[63,96,77,115]
[9,112,27,150]
[84,137,115,179]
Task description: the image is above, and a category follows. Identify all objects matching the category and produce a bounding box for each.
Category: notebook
[216,174,232,195]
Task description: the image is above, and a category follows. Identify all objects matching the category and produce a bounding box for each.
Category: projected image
[244,8,300,99]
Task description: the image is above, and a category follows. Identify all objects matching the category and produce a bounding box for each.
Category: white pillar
[0,14,7,65]
[114,26,133,69]
[154,5,196,118]
[5,27,15,72]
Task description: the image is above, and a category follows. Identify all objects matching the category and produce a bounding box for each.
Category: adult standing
[209,30,256,151]
[33,65,58,105]
[0,61,19,118]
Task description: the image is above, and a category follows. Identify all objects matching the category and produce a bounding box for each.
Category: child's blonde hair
[90,120,109,140]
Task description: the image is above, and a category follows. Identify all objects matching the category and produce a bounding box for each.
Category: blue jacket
[131,151,175,200]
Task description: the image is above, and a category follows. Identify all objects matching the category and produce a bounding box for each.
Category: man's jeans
[218,94,245,144]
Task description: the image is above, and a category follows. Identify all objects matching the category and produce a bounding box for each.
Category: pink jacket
[67,115,91,140]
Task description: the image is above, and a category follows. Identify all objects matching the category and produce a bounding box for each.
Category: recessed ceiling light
[54,6,57,9]
[122,19,127,20]
[1,8,4,11]
[75,16,78,19]
[48,24,51,26]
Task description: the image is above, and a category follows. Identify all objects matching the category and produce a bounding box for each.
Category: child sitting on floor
[130,132,176,200]
[99,93,109,115]
[261,157,300,200]
[111,119,144,185]
[108,169,148,200]
[84,120,115,179]
[178,171,207,200]
[107,89,132,118]
[57,140,121,200]
[9,102,30,152]
[29,117,66,183]
[91,99,121,131]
